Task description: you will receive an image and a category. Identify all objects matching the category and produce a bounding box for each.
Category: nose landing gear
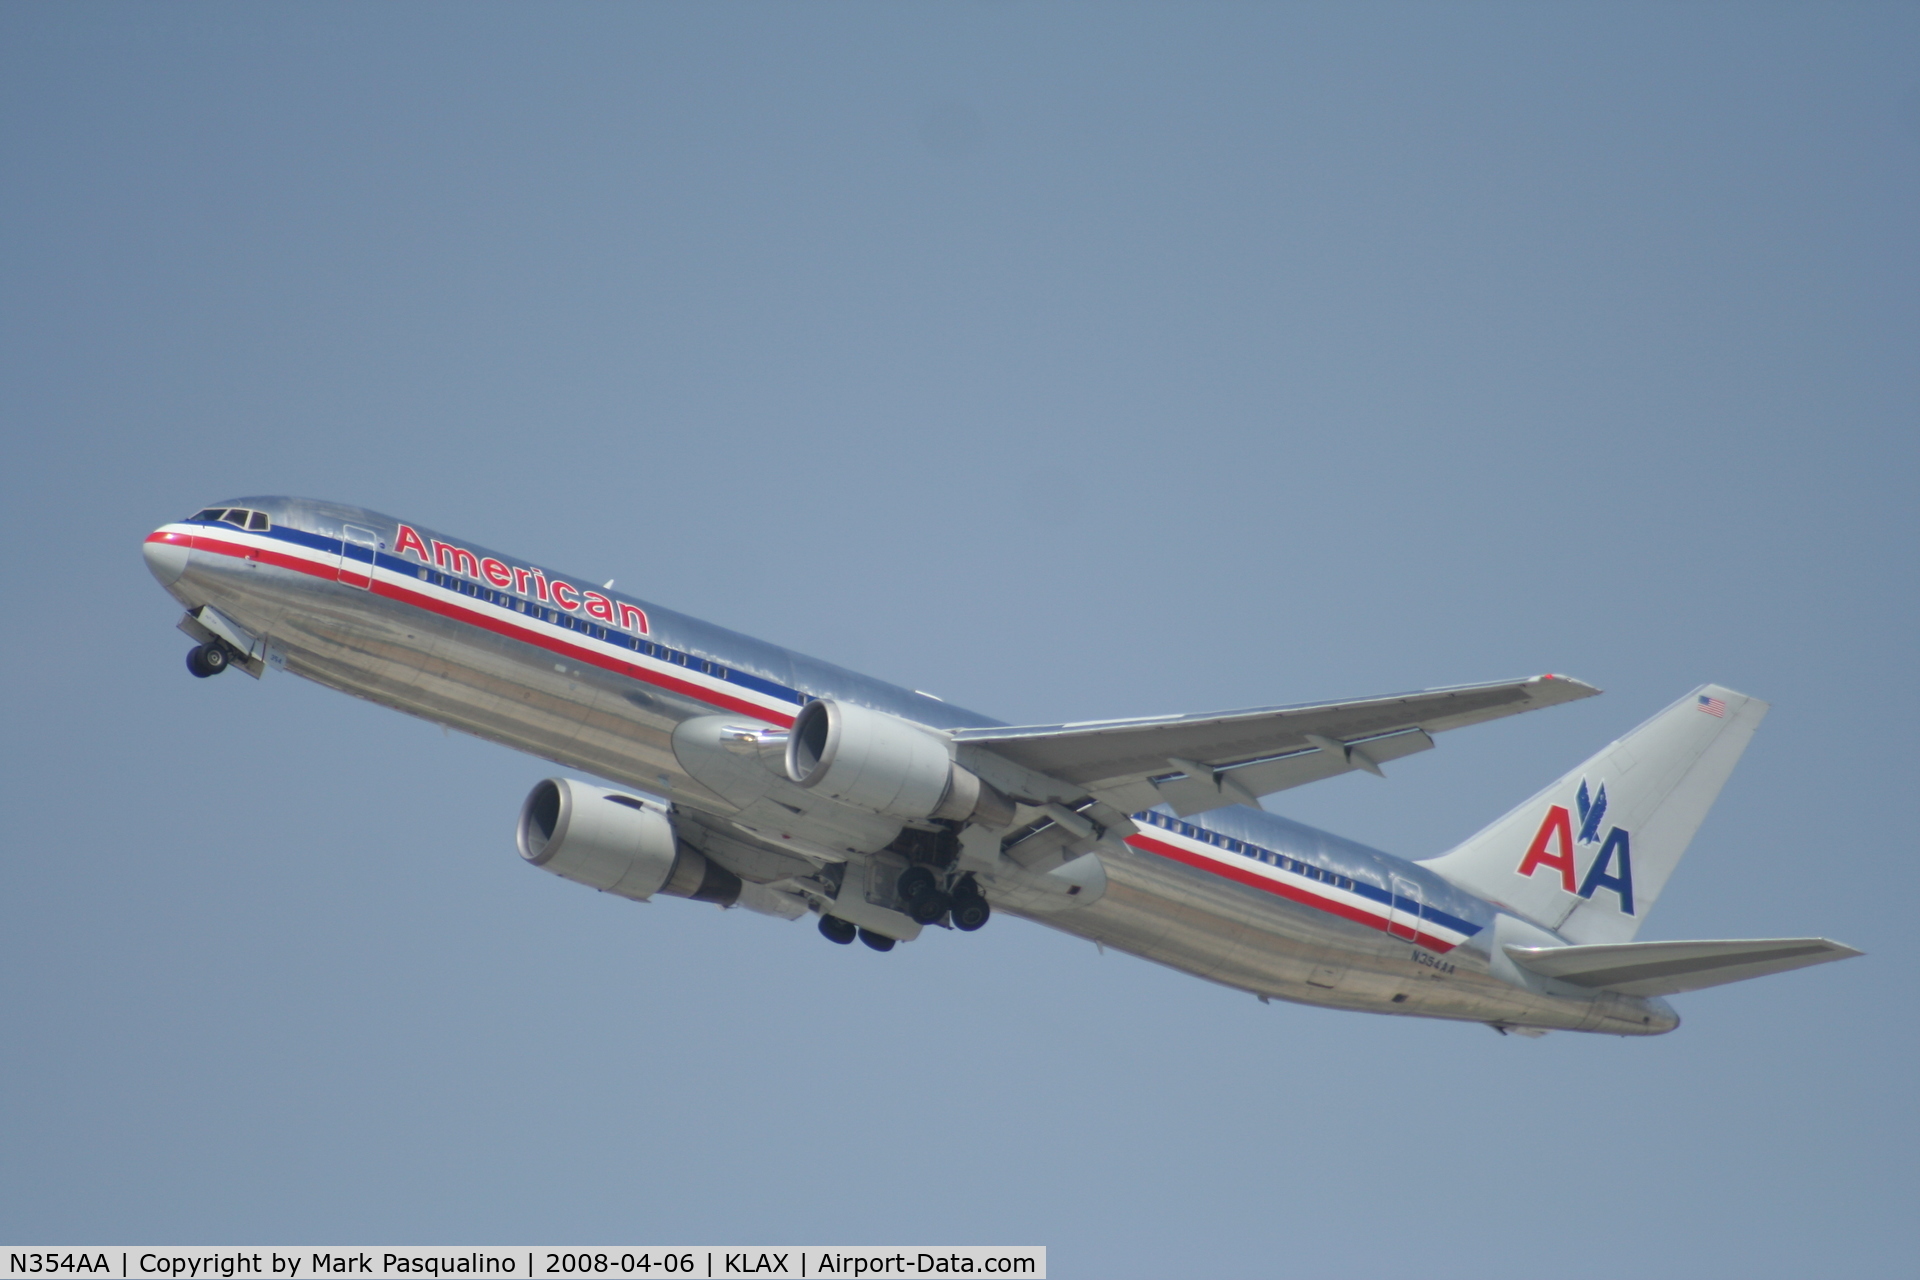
[185,643,231,678]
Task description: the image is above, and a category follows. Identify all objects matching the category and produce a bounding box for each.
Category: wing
[953,673,1598,816]
[1504,938,1863,997]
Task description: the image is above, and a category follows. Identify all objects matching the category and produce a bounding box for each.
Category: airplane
[141,497,1861,1036]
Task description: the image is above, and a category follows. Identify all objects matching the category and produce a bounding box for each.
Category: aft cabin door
[338,525,379,589]
[1387,875,1423,943]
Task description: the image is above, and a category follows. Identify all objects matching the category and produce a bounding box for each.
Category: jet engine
[784,699,1014,827]
[517,778,740,905]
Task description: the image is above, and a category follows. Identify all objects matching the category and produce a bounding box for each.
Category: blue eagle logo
[1575,778,1608,845]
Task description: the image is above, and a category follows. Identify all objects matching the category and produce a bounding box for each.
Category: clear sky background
[3,4,1915,1276]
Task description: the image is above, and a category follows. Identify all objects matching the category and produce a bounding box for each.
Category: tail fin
[1420,685,1767,945]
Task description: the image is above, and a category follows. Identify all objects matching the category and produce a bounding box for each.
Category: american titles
[393,524,649,635]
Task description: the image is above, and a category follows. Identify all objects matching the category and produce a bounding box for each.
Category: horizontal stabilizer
[1504,938,1862,997]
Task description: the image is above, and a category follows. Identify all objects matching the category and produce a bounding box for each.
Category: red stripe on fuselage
[168,531,798,727]
[1125,831,1459,953]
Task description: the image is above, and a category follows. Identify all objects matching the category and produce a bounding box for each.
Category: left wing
[953,673,1597,817]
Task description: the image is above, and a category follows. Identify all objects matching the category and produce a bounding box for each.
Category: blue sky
[2,5,1915,1275]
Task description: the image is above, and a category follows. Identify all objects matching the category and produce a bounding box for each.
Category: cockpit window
[188,507,268,531]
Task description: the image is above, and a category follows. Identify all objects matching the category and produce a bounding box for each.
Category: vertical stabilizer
[1419,685,1767,944]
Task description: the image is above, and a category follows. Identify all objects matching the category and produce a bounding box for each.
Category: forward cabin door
[1388,875,1424,944]
[339,525,379,589]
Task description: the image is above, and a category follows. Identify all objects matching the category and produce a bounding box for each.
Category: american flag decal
[1697,695,1727,717]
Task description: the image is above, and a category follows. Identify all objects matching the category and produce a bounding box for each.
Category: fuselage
[142,496,1677,1035]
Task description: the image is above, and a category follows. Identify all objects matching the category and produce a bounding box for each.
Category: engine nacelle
[784,699,1014,827]
[517,778,740,905]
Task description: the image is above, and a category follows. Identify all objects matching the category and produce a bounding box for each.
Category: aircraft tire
[857,928,896,952]
[818,914,857,945]
[951,891,990,932]
[187,644,228,678]
[908,891,951,925]
[897,865,937,904]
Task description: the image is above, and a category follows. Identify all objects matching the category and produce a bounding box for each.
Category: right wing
[954,673,1598,817]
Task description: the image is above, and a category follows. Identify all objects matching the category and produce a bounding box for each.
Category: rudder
[1420,685,1767,944]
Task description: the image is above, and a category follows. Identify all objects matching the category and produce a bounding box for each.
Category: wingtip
[1531,673,1604,700]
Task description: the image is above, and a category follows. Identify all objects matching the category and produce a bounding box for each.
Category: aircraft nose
[142,530,190,587]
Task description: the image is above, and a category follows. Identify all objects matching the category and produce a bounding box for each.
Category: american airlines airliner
[142,498,1859,1035]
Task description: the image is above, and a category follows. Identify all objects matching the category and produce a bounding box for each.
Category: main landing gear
[185,642,232,678]
[898,866,991,931]
[813,867,992,952]
[814,915,898,951]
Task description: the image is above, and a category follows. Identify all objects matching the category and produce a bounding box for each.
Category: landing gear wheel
[858,928,896,952]
[818,915,857,945]
[186,643,229,678]
[908,890,952,926]
[897,865,937,904]
[950,890,991,932]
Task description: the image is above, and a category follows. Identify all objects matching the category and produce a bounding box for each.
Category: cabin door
[338,525,379,589]
[1387,875,1424,943]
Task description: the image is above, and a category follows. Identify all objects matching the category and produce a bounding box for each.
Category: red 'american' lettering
[393,523,649,635]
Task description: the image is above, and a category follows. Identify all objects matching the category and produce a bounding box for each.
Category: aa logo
[1516,778,1635,914]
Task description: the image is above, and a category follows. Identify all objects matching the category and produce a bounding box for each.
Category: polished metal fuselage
[145,497,1676,1035]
